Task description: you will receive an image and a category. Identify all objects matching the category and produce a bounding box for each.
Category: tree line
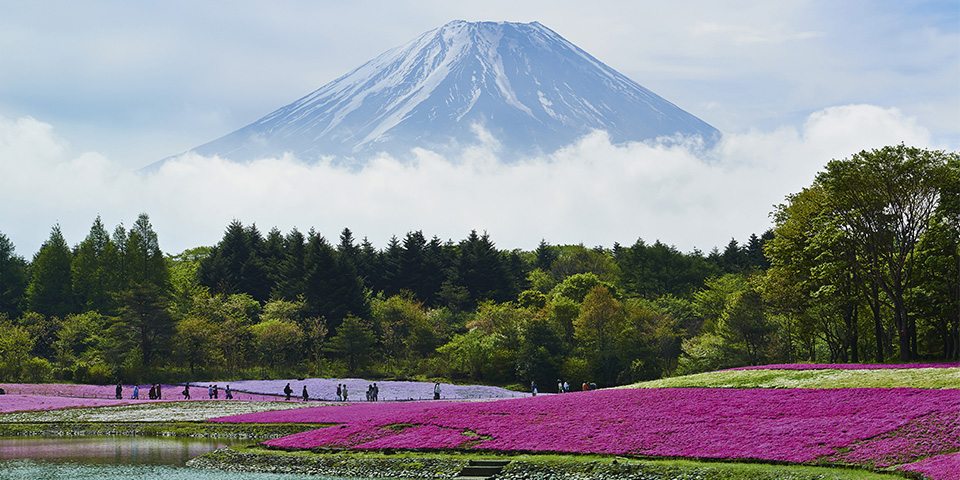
[0,144,957,389]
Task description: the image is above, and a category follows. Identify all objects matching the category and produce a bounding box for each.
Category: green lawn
[630,367,960,389]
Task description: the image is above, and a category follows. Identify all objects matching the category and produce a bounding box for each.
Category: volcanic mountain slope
[162,20,720,166]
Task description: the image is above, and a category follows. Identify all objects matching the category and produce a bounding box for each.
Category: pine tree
[302,232,369,330]
[398,230,443,304]
[274,228,307,301]
[26,225,74,318]
[455,230,510,305]
[324,316,376,374]
[109,281,174,368]
[0,232,28,318]
[72,216,117,313]
[198,220,269,301]
[126,213,169,289]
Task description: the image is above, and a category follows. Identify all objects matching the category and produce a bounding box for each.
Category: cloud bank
[0,104,938,257]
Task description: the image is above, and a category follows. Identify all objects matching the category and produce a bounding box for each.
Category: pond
[0,436,364,479]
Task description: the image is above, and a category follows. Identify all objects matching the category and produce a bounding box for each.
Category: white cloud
[0,105,942,258]
[690,22,824,45]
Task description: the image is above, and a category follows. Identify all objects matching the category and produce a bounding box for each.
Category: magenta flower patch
[210,387,960,473]
[900,452,960,480]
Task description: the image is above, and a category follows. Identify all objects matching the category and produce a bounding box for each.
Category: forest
[0,145,958,390]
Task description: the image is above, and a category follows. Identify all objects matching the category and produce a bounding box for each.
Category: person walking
[132,385,139,399]
[182,384,191,400]
[208,385,214,399]
[302,385,309,402]
[225,385,233,400]
[283,383,293,401]
[531,381,538,397]
[115,382,122,400]
[214,385,219,399]
[156,384,162,400]
[336,384,342,401]
[433,382,441,400]
[373,383,379,401]
[342,384,349,401]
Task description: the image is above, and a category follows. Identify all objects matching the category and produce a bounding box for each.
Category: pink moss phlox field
[826,410,960,468]
[900,452,960,480]
[0,395,138,413]
[0,384,282,413]
[729,363,960,371]
[211,387,960,469]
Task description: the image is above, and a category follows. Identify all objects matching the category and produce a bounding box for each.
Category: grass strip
[189,445,918,479]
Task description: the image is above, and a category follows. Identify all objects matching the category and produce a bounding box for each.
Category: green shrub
[73,361,115,385]
[22,357,52,383]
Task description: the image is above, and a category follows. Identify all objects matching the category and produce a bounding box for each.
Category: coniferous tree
[111,223,129,292]
[262,227,286,292]
[72,216,117,314]
[26,225,75,318]
[454,230,510,305]
[109,281,174,369]
[355,236,380,291]
[273,228,307,301]
[302,232,369,330]
[398,231,445,304]
[0,232,28,318]
[337,228,361,265]
[720,238,745,273]
[534,239,559,272]
[379,235,403,297]
[126,213,169,290]
[199,220,269,301]
[241,223,271,301]
[324,315,376,374]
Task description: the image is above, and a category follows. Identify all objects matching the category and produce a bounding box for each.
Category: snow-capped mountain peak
[161,20,719,165]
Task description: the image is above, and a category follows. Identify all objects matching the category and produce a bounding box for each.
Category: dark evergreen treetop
[0,232,28,319]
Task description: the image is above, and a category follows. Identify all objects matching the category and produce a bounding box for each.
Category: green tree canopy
[816,145,957,360]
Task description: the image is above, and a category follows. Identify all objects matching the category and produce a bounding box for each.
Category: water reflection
[0,436,353,479]
[0,435,241,465]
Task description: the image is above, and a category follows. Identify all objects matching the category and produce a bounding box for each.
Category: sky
[0,0,957,257]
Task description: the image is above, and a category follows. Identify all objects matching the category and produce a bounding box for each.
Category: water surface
[0,436,361,480]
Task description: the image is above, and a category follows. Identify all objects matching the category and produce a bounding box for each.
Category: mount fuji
[157,20,719,167]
